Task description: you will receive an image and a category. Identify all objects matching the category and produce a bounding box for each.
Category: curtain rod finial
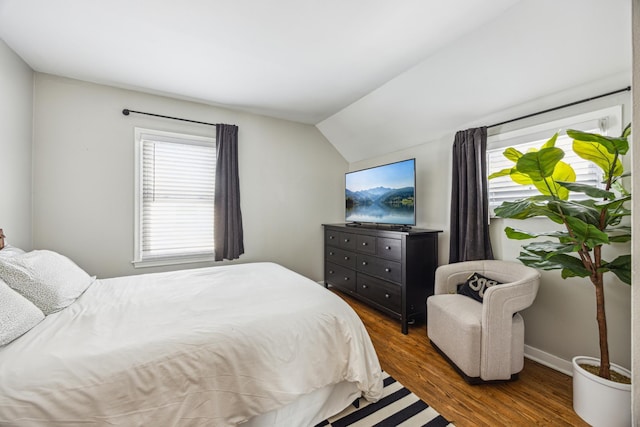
[122,109,130,116]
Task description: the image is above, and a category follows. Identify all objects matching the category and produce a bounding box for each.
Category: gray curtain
[214,124,244,261]
[449,127,493,263]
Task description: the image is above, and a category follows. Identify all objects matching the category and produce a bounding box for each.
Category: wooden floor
[334,290,589,427]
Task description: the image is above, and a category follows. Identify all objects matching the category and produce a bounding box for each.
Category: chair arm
[480,274,540,380]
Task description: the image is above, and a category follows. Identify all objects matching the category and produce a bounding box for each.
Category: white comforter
[0,262,382,426]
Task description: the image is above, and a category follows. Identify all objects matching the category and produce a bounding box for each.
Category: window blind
[139,136,216,261]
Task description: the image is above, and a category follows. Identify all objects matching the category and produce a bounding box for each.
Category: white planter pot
[572,356,631,427]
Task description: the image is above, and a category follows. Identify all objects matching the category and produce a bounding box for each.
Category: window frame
[133,127,216,268]
[486,105,623,217]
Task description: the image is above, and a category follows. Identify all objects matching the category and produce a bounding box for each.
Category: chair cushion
[427,294,483,378]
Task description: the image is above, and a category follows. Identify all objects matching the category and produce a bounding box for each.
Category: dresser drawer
[325,262,356,292]
[325,230,357,251]
[376,237,402,261]
[356,234,377,254]
[356,255,401,283]
[325,230,340,247]
[326,246,356,269]
[357,274,401,313]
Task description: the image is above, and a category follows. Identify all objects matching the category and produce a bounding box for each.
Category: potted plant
[488,124,631,426]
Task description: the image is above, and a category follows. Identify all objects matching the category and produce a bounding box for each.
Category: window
[487,106,623,215]
[134,128,216,267]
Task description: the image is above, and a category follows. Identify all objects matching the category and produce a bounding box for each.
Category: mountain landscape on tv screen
[346,186,414,208]
[345,186,415,224]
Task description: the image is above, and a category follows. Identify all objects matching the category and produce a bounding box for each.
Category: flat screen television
[345,158,416,226]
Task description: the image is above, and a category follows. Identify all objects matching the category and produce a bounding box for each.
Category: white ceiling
[0,0,632,163]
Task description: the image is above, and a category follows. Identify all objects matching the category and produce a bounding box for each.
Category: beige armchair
[426,260,540,383]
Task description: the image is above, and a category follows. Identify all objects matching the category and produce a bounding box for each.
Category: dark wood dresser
[323,223,440,334]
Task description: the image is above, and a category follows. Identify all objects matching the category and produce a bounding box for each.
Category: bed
[0,245,383,426]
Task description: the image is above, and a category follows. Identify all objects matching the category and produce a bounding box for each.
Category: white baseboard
[524,345,573,376]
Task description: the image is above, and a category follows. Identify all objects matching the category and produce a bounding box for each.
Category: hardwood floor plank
[334,289,589,426]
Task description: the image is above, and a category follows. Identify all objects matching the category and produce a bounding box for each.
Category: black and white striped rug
[316,372,454,427]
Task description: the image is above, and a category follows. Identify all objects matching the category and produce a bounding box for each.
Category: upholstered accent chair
[426,260,540,384]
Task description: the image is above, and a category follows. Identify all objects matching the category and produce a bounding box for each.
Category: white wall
[0,40,33,250]
[350,79,632,372]
[32,73,347,280]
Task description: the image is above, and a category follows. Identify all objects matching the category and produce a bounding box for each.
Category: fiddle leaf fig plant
[488,123,631,380]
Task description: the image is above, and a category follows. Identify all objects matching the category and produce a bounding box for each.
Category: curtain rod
[122,108,218,127]
[487,86,631,128]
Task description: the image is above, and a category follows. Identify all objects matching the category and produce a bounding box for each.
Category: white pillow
[0,245,26,258]
[0,250,95,315]
[0,278,45,346]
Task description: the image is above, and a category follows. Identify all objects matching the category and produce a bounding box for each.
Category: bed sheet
[0,262,382,426]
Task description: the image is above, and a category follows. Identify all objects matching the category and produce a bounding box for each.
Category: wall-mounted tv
[345,158,416,226]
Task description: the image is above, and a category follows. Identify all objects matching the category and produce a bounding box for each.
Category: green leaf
[594,195,631,209]
[567,129,629,155]
[547,200,601,227]
[505,227,572,242]
[488,168,513,180]
[621,123,631,139]
[611,180,630,197]
[494,199,564,222]
[550,254,591,278]
[517,249,589,277]
[532,161,575,199]
[510,170,534,186]
[516,147,565,181]
[494,199,537,219]
[608,234,631,243]
[609,225,632,233]
[573,140,624,177]
[556,181,615,199]
[564,216,609,248]
[503,147,523,162]
[602,255,632,285]
[517,249,564,270]
[523,241,577,257]
[541,133,559,149]
[504,227,536,240]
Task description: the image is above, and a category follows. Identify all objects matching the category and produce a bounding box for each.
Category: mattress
[0,262,382,426]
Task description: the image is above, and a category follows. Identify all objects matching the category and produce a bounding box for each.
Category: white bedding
[0,262,382,426]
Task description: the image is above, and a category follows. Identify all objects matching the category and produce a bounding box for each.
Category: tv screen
[345,158,416,226]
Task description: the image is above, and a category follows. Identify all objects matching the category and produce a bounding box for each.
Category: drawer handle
[343,277,350,281]
[385,268,391,272]
[344,256,350,260]
[362,284,368,289]
[362,261,368,266]
[329,235,335,239]
[385,293,390,299]
[362,242,368,246]
[328,270,334,274]
[385,246,391,250]
[344,239,350,243]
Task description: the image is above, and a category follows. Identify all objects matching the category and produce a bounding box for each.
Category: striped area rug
[316,372,454,427]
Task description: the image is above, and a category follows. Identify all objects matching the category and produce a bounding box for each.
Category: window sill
[132,254,215,268]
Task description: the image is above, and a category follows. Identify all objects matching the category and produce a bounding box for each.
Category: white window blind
[134,128,216,266]
[487,106,622,214]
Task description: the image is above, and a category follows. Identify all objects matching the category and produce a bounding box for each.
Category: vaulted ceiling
[0,0,632,162]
